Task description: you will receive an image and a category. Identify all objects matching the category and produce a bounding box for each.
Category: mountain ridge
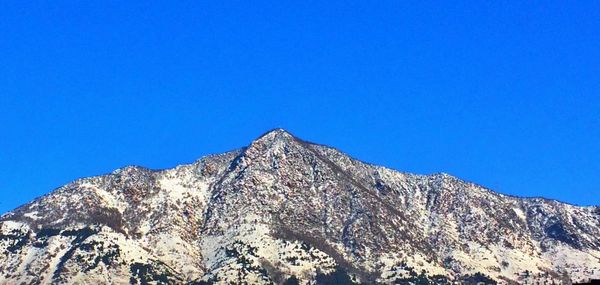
[1,129,599,284]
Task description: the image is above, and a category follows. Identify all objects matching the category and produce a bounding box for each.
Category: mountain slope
[1,129,599,284]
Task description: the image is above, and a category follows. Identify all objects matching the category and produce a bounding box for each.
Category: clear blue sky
[1,1,599,213]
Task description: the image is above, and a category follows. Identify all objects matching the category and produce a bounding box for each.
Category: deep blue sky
[1,1,599,213]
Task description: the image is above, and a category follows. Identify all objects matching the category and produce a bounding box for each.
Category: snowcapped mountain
[1,129,599,284]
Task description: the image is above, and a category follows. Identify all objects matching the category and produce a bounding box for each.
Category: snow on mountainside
[1,129,599,284]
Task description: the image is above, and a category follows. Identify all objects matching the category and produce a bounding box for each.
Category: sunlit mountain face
[1,129,599,284]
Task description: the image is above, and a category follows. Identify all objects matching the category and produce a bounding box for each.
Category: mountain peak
[256,128,294,139]
[250,128,297,146]
[238,128,301,160]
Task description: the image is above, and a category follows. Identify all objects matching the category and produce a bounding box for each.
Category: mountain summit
[1,129,599,284]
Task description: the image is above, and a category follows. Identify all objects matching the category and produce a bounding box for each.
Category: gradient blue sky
[1,1,599,213]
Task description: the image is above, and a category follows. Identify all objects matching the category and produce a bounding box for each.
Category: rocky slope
[1,129,599,284]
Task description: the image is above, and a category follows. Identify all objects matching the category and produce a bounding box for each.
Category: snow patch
[23,211,41,220]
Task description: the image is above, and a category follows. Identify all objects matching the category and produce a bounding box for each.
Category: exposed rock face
[1,129,599,284]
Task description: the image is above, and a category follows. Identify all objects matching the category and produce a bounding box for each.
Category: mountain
[1,129,599,284]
